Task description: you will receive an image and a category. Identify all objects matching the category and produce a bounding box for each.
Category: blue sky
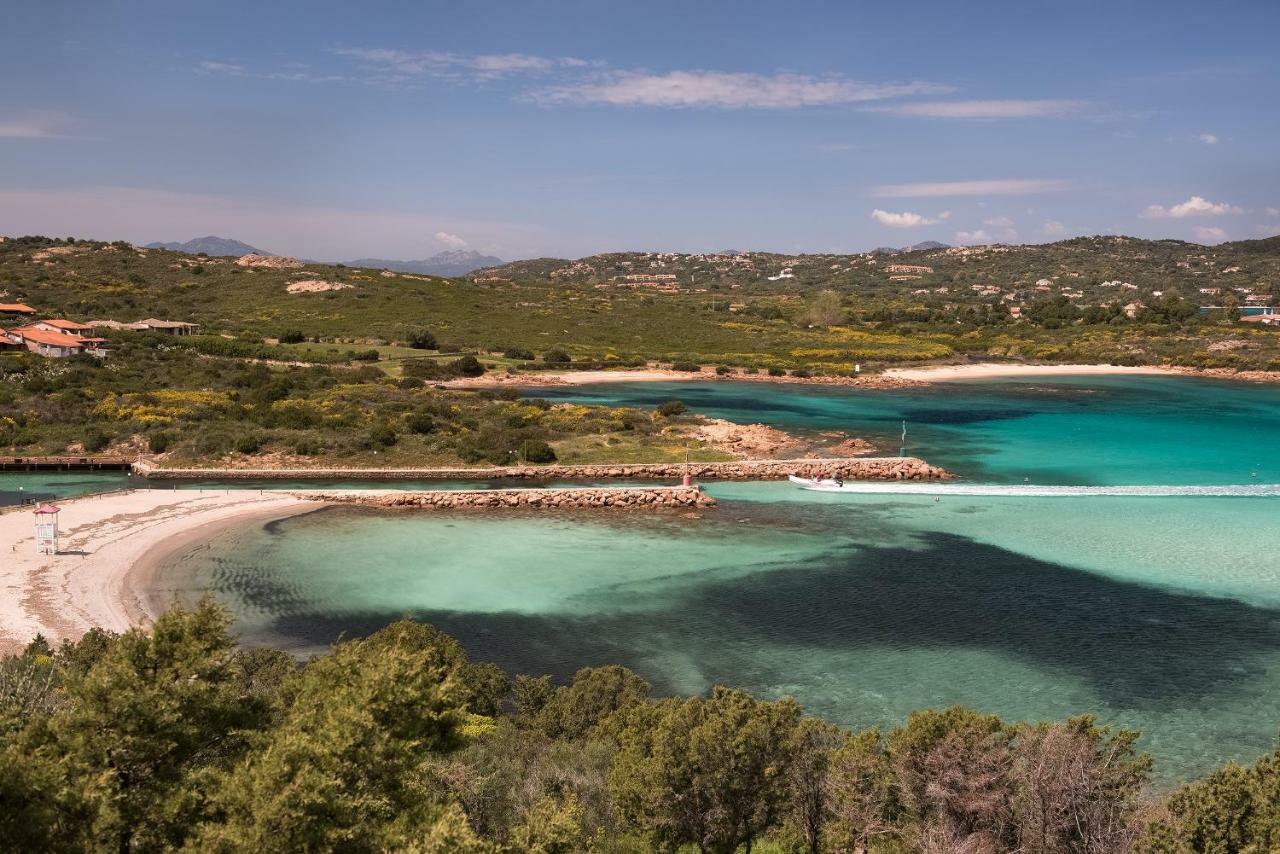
[1,0,1277,260]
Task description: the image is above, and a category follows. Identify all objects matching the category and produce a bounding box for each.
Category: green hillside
[2,233,1279,372]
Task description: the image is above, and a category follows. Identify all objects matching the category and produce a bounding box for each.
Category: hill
[348,249,502,276]
[144,235,265,256]
[2,233,1278,374]
[870,240,951,253]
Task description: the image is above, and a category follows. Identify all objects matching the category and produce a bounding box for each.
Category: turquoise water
[0,472,131,506]
[0,474,637,506]
[147,375,1280,782]
[535,375,1280,485]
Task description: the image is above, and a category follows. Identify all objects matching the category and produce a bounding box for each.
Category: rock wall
[135,456,951,482]
[295,485,716,510]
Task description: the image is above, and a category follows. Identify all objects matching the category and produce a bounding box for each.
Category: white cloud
[875,179,1071,198]
[198,59,344,84]
[0,111,73,139]
[873,99,1088,119]
[1041,220,1067,236]
[333,48,590,82]
[533,71,949,108]
[1194,226,1228,243]
[954,229,992,244]
[1141,195,1244,218]
[1199,133,1219,145]
[198,60,247,75]
[433,231,468,249]
[1265,207,1280,217]
[871,209,945,228]
[982,215,1014,228]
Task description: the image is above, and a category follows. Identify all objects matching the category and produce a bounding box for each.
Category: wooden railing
[0,456,134,472]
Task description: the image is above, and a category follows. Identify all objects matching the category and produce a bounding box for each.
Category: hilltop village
[474,239,1279,326]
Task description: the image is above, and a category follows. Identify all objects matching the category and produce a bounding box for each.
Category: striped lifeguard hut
[33,503,60,555]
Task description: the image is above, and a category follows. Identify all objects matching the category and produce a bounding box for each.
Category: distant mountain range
[869,240,951,254]
[145,236,266,256]
[347,250,504,277]
[144,238,503,277]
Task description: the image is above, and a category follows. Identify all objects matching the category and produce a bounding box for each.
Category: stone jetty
[294,485,717,511]
[133,456,950,482]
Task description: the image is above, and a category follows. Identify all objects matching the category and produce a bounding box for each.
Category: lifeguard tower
[33,504,60,555]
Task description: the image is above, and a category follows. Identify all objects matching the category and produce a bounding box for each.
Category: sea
[12,374,1280,782]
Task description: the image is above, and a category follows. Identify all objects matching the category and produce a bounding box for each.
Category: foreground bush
[0,605,1271,852]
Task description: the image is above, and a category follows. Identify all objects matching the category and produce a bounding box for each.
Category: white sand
[883,363,1170,381]
[0,490,315,654]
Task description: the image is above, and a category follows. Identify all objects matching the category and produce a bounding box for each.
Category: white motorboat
[787,475,847,491]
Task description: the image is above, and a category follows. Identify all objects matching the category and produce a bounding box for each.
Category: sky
[1,0,1278,261]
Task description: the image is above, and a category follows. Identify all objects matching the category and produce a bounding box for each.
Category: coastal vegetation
[0,338,740,465]
[0,602,1274,853]
[3,235,1279,379]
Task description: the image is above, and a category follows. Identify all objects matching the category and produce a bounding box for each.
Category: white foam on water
[801,482,1280,497]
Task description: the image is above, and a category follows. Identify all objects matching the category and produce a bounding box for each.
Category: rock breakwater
[295,485,717,510]
[134,456,951,482]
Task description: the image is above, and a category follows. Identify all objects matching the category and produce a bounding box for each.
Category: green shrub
[671,361,701,372]
[656,400,687,417]
[715,365,732,375]
[291,438,321,456]
[767,367,786,377]
[406,329,438,350]
[279,330,306,344]
[84,430,111,453]
[542,349,571,365]
[234,435,263,455]
[503,347,535,361]
[194,432,231,457]
[790,368,812,379]
[351,349,380,362]
[520,439,557,464]
[406,413,436,434]
[369,425,398,448]
[147,432,172,454]
[449,355,485,377]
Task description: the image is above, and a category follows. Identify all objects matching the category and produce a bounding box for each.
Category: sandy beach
[0,489,316,655]
[882,363,1171,381]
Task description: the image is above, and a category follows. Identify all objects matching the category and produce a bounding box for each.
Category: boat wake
[788,477,1280,498]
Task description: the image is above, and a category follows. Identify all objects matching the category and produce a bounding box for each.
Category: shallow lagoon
[149,375,1280,782]
[535,374,1280,485]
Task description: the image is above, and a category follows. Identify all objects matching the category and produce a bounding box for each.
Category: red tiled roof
[0,303,36,313]
[42,319,94,331]
[11,328,88,348]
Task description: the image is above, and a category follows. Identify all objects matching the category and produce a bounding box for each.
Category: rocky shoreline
[296,485,717,510]
[133,456,952,482]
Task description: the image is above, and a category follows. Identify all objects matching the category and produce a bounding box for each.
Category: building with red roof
[7,326,105,357]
